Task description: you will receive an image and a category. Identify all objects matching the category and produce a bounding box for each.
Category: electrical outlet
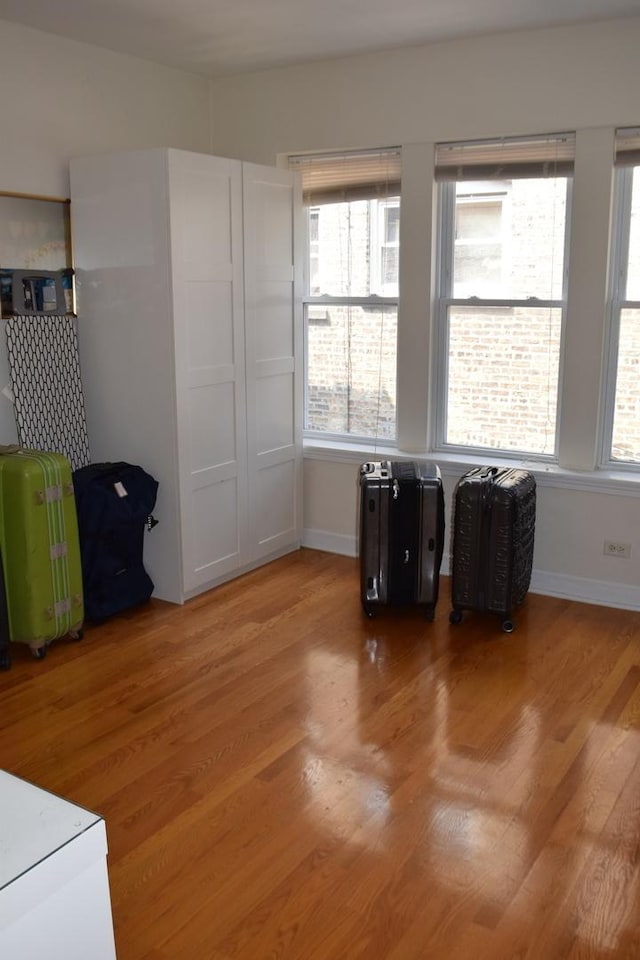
[603,540,632,559]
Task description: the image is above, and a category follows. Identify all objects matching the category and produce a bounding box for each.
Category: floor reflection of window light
[302,648,393,847]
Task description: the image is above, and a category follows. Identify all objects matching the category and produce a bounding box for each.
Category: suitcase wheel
[361,601,376,618]
[30,644,48,660]
[69,628,84,641]
[501,619,515,634]
[449,609,463,625]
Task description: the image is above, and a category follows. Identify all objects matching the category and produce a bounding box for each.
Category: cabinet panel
[253,180,294,267]
[256,372,294,453]
[188,382,237,472]
[170,151,248,594]
[255,460,296,547]
[79,181,157,270]
[179,170,234,275]
[70,149,183,604]
[243,163,303,563]
[192,477,241,581]
[255,280,295,361]
[186,286,234,369]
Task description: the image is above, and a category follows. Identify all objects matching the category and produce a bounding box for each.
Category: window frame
[433,177,573,461]
[601,164,640,469]
[302,197,400,444]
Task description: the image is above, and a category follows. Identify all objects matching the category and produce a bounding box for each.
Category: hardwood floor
[1,548,639,959]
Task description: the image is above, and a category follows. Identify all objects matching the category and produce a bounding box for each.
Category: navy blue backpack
[72,462,158,622]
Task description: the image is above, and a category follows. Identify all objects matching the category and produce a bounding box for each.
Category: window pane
[312,200,370,297]
[446,305,561,454]
[310,199,399,297]
[611,308,640,462]
[626,168,640,300]
[306,304,397,438]
[453,179,567,300]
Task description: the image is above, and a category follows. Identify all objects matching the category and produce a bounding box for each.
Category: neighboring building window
[289,149,401,441]
[435,134,574,458]
[454,188,509,298]
[308,207,320,296]
[373,198,400,295]
[604,129,640,466]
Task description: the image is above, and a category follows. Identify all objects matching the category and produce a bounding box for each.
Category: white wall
[0,21,210,198]
[0,20,211,443]
[209,17,640,608]
[208,19,640,163]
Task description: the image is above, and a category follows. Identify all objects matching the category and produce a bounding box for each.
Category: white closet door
[243,163,302,563]
[169,151,248,593]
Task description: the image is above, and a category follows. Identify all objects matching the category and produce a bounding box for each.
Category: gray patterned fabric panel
[6,313,91,472]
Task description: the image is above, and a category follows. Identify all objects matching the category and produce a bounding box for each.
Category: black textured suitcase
[449,466,536,633]
[359,460,445,620]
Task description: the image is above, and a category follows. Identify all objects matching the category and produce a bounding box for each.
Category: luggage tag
[114,481,128,498]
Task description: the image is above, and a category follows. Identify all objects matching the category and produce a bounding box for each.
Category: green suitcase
[0,448,84,660]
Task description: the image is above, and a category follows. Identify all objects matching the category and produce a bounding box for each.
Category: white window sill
[303,439,640,497]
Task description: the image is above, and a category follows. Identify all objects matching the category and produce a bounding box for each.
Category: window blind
[614,127,640,167]
[435,133,575,182]
[288,148,401,204]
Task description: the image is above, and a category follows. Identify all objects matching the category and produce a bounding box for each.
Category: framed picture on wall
[0,192,74,317]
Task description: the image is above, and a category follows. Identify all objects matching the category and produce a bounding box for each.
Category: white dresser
[0,770,117,960]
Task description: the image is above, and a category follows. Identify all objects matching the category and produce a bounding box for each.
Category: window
[289,149,401,441]
[435,134,574,458]
[604,129,640,466]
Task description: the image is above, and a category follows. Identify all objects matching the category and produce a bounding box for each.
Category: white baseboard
[528,570,640,611]
[302,528,358,557]
[302,530,640,612]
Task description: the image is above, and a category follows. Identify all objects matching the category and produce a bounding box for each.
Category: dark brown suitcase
[449,466,536,633]
[359,460,445,620]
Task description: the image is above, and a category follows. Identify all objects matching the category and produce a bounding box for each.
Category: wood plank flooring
[1,548,639,959]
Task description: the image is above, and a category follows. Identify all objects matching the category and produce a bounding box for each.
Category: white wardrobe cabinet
[70,149,302,603]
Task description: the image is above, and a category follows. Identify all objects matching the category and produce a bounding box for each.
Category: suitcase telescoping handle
[480,466,500,479]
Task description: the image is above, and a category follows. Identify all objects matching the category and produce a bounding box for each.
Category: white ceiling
[0,0,639,78]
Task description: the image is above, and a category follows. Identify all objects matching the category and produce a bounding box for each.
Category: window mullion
[601,165,636,466]
[303,295,398,307]
[434,182,455,448]
[437,182,455,298]
[443,298,563,309]
[613,168,633,301]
